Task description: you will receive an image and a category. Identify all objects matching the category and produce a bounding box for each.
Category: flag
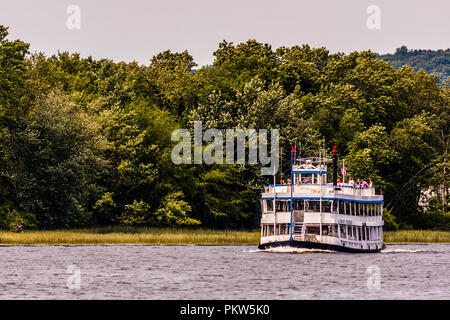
[341,163,347,177]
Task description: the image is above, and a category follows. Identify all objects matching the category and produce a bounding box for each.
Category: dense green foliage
[377,46,449,84]
[0,26,448,231]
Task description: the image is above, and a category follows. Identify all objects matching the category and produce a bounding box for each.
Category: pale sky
[1,0,449,66]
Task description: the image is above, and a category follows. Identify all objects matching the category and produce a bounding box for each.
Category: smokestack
[332,145,338,187]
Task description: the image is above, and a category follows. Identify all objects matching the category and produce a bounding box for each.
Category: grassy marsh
[383,230,450,243]
[0,227,260,245]
[0,227,448,245]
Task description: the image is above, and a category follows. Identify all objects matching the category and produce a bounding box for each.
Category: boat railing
[340,239,382,245]
[303,234,318,242]
[264,184,376,196]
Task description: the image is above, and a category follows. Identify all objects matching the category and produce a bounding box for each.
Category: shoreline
[0,242,448,246]
[0,228,449,245]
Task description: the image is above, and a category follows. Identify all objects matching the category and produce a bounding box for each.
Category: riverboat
[258,146,385,253]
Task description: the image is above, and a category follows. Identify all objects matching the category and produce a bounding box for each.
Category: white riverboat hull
[258,239,386,253]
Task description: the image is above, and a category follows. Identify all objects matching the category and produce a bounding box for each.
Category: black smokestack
[332,145,338,187]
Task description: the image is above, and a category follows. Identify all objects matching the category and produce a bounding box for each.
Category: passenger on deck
[349,177,354,187]
[369,180,373,188]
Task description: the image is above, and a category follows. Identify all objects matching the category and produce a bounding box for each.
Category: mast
[280,147,283,183]
[332,146,338,189]
[273,168,276,237]
[289,145,295,241]
[342,159,345,184]
[332,146,341,241]
[319,151,322,240]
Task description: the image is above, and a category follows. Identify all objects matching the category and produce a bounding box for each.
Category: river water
[0,244,448,299]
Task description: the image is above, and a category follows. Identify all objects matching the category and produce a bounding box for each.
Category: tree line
[377,46,449,84]
[0,26,448,231]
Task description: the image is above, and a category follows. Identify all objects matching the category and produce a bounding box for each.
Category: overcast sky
[1,0,449,66]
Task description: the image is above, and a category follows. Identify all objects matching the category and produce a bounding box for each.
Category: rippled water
[0,244,448,299]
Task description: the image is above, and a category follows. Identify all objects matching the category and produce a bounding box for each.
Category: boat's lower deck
[258,239,386,253]
[259,234,385,252]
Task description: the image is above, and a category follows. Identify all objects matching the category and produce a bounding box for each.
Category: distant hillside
[377,46,449,84]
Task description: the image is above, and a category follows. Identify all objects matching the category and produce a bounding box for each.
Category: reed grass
[0,227,448,245]
[383,230,450,243]
[0,227,260,245]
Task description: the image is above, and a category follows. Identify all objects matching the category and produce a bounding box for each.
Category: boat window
[276,200,290,212]
[322,201,331,212]
[345,201,351,215]
[293,200,304,210]
[301,174,313,184]
[305,200,320,212]
[279,224,290,235]
[330,224,338,237]
[306,226,320,235]
[339,200,345,214]
[332,200,338,213]
[265,200,274,212]
[321,224,338,236]
[340,225,347,238]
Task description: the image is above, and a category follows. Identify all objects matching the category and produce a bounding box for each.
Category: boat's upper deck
[264,156,382,201]
[264,183,378,197]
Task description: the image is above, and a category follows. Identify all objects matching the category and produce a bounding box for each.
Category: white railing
[264,184,376,196]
